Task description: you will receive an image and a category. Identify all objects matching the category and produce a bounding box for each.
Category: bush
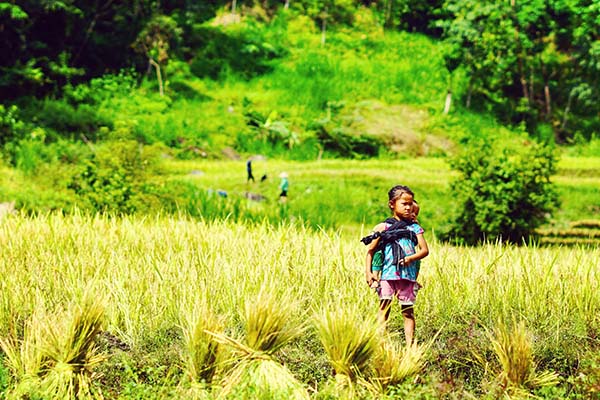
[188,25,284,80]
[312,122,382,159]
[443,139,559,244]
[22,98,112,139]
[68,140,164,214]
[0,104,27,145]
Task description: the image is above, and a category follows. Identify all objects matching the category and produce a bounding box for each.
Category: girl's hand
[365,272,375,286]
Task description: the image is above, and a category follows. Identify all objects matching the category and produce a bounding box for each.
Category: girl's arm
[404,233,429,265]
[364,223,385,284]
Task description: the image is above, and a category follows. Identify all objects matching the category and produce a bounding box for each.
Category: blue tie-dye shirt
[380,222,423,282]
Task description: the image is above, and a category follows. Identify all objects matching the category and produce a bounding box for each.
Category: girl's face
[389,192,414,219]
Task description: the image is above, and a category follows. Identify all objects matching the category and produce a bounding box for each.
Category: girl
[364,185,429,345]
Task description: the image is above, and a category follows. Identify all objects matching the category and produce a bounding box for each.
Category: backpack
[361,218,418,272]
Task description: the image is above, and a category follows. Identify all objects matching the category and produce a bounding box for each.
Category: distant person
[246,159,255,183]
[278,172,289,203]
[361,185,429,345]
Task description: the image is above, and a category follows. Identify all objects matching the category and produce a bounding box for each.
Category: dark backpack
[361,218,418,269]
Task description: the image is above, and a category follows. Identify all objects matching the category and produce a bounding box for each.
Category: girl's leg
[401,305,415,345]
[378,299,392,330]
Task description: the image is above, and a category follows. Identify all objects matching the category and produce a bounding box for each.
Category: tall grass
[0,213,598,397]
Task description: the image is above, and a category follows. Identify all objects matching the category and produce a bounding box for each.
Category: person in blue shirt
[278,172,289,203]
[364,185,429,345]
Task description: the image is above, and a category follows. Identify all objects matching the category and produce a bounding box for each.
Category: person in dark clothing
[247,160,255,183]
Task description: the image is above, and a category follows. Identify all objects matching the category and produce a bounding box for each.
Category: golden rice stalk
[371,337,428,390]
[1,297,105,399]
[488,319,559,396]
[242,289,305,356]
[0,313,47,396]
[218,358,309,400]
[314,305,379,383]
[38,297,105,399]
[206,290,308,399]
[181,301,224,384]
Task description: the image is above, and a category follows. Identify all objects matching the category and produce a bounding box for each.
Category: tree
[443,138,559,245]
[438,0,600,141]
[133,15,182,96]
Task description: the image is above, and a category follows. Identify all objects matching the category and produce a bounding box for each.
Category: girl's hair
[388,185,414,203]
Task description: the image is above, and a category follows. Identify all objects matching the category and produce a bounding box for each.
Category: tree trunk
[541,59,553,121]
[149,58,164,97]
[512,0,531,106]
[284,0,289,9]
[529,67,534,104]
[231,0,237,16]
[321,17,326,46]
[466,78,473,109]
[544,83,551,121]
[385,0,393,29]
[443,90,452,114]
[561,88,574,133]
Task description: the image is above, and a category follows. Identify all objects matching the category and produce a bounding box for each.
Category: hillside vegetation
[1,12,599,242]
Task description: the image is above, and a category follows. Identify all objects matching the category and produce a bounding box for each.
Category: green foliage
[444,138,559,244]
[68,141,163,214]
[63,71,138,106]
[21,99,112,139]
[438,0,600,141]
[0,357,9,397]
[189,23,285,80]
[3,128,89,175]
[133,15,182,64]
[0,104,26,145]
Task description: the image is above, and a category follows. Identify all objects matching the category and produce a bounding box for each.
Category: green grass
[161,156,597,240]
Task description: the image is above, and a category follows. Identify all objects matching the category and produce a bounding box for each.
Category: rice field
[0,213,598,398]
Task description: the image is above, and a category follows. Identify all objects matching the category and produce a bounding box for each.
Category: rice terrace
[1,1,600,399]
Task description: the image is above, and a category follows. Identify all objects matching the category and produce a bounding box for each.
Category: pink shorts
[378,280,421,305]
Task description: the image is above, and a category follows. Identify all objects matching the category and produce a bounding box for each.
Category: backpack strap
[360,219,418,247]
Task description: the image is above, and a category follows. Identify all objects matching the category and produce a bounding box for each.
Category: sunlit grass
[371,338,429,393]
[0,213,598,397]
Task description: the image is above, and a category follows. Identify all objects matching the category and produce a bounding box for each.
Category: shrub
[68,140,163,214]
[0,104,27,145]
[443,139,559,244]
[63,70,138,106]
[188,25,284,80]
